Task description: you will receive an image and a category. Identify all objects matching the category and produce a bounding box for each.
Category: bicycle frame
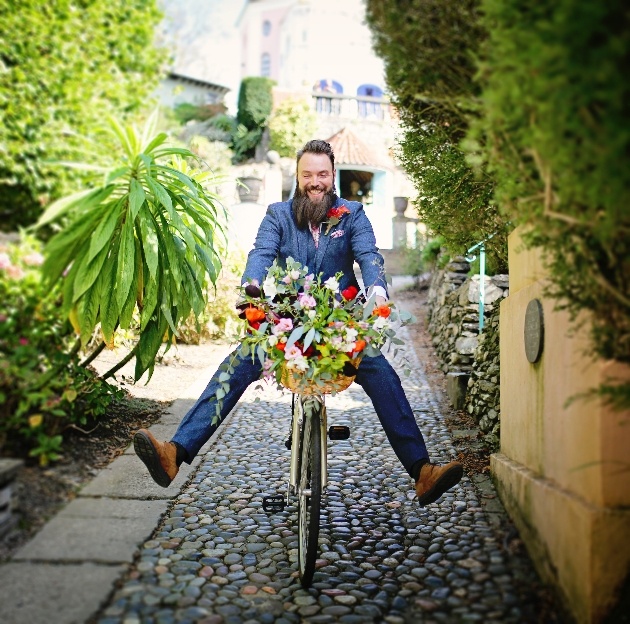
[288,394,328,503]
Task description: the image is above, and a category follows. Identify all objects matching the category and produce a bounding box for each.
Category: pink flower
[282,275,292,284]
[6,265,24,280]
[303,274,314,290]
[19,338,29,346]
[298,293,316,309]
[0,314,7,322]
[284,345,302,359]
[273,317,294,334]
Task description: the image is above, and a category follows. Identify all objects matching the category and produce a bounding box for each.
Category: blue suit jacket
[242,197,387,296]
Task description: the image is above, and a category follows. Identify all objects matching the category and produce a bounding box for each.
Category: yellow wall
[494,227,630,623]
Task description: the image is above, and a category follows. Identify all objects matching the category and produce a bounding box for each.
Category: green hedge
[473,0,630,379]
[365,0,510,268]
[233,77,275,161]
[0,0,166,230]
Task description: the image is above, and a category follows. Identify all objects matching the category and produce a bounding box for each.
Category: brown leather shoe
[133,429,178,488]
[415,461,463,506]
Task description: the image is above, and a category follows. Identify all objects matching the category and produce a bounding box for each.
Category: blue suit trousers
[171,351,429,477]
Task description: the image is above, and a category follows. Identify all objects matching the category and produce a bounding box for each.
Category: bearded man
[134,139,463,506]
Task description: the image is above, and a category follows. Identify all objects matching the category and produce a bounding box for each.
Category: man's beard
[292,185,337,230]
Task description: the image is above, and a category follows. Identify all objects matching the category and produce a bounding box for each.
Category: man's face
[296,152,335,202]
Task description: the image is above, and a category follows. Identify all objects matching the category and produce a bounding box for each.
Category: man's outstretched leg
[134,350,263,487]
[355,354,463,505]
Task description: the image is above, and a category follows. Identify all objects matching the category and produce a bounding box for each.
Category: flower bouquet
[234,257,414,395]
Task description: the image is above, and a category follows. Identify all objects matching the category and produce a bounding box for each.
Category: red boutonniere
[324,205,350,235]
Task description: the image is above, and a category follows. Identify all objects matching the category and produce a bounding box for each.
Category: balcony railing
[311,92,392,121]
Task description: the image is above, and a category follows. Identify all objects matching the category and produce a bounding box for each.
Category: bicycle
[262,377,353,587]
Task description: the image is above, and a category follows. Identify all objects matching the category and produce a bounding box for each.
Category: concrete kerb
[0,342,238,624]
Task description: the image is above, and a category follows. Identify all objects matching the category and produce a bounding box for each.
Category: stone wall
[426,257,508,438]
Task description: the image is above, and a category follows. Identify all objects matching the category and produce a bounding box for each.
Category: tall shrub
[232,77,275,161]
[268,98,317,158]
[0,0,166,230]
[365,0,510,268]
[472,0,630,402]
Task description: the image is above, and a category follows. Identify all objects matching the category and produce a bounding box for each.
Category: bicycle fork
[288,395,328,504]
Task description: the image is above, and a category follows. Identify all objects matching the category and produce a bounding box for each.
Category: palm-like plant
[35,113,228,381]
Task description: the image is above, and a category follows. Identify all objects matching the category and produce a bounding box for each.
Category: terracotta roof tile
[325,127,391,169]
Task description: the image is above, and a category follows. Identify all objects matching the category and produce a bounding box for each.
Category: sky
[159,0,247,110]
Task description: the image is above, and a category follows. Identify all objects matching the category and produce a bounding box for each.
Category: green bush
[0,0,166,230]
[472,0,630,387]
[173,102,227,125]
[365,0,510,269]
[269,98,318,158]
[0,236,121,465]
[233,77,275,162]
[35,114,229,383]
[177,251,245,344]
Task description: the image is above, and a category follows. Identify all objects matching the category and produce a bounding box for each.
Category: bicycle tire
[297,397,322,587]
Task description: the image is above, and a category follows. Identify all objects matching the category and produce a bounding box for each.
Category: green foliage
[0,235,121,465]
[0,0,166,230]
[234,77,275,161]
[237,77,275,130]
[472,0,630,369]
[177,251,245,344]
[173,102,227,125]
[34,113,228,382]
[421,237,447,269]
[365,0,510,270]
[268,98,318,158]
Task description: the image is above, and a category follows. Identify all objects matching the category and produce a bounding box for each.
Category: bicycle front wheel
[297,398,322,587]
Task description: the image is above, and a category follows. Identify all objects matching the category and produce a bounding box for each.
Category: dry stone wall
[426,257,507,441]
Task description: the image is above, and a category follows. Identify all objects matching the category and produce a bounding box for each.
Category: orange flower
[245,306,266,323]
[353,339,366,353]
[373,304,391,318]
[276,342,286,351]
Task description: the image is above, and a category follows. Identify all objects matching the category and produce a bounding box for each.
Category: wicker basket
[280,359,361,395]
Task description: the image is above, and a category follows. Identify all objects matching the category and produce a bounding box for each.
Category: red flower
[327,205,350,219]
[341,285,359,300]
[276,342,286,351]
[373,304,392,318]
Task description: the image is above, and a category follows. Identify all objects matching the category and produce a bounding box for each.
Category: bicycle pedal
[328,425,350,440]
[262,495,286,513]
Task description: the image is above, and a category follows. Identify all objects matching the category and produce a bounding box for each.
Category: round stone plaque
[524,298,544,363]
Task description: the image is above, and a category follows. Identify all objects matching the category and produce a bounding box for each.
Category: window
[262,20,271,36]
[261,53,271,77]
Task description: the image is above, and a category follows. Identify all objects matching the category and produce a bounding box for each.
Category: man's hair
[296,139,335,170]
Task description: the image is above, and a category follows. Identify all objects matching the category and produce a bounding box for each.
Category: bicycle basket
[280,358,362,395]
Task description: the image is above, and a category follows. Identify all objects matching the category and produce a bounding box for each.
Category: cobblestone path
[95,327,541,624]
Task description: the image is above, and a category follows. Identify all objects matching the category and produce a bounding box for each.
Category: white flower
[345,328,358,342]
[290,269,301,280]
[324,276,339,292]
[287,355,309,372]
[263,275,278,299]
[268,335,279,347]
[307,310,316,319]
[373,316,390,330]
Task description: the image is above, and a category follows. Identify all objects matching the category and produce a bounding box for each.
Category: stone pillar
[492,227,630,623]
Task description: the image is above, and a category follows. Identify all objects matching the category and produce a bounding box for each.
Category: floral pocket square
[330,229,345,239]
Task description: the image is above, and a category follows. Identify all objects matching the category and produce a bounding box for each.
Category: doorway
[339,170,374,205]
